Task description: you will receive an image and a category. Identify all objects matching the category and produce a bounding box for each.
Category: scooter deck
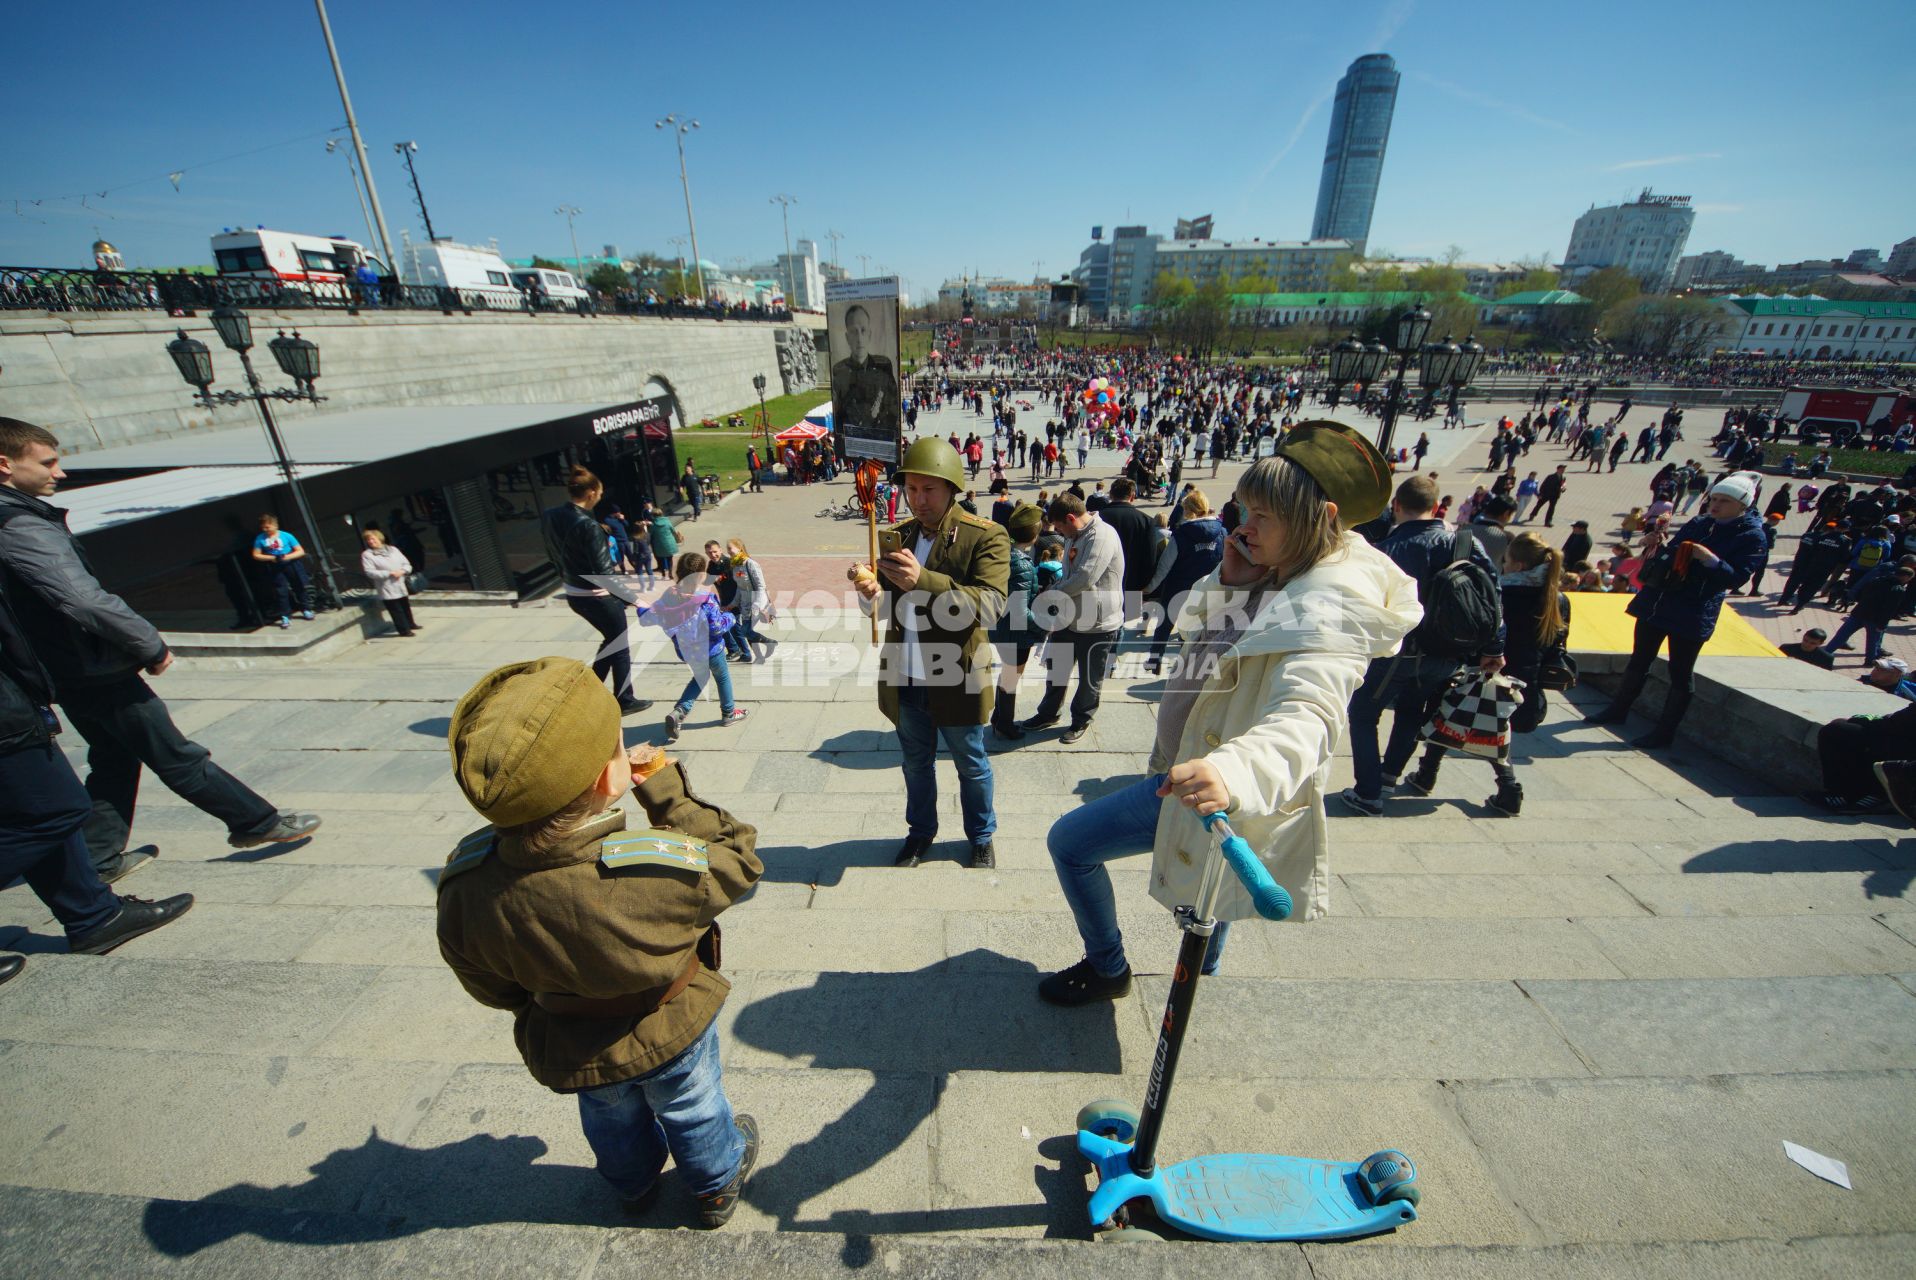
[1081,1131,1417,1242]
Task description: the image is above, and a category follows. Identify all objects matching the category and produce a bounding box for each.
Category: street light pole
[313,0,397,276]
[770,194,797,307]
[655,114,704,299]
[555,204,583,282]
[393,141,437,243]
[825,229,843,270]
[238,348,343,607]
[325,138,379,263]
[1374,304,1434,460]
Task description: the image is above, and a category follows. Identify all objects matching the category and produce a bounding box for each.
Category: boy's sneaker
[1399,766,1439,797]
[720,708,749,726]
[697,1114,760,1229]
[1337,787,1383,817]
[1038,957,1133,1007]
[277,617,291,630]
[300,609,315,621]
[664,711,682,743]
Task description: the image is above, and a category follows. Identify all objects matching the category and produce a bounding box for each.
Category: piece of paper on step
[1020,1126,1031,1140]
[1783,1141,1851,1190]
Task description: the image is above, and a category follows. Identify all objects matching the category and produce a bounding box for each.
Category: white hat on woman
[1707,472,1758,509]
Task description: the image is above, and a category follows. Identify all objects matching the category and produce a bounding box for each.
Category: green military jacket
[874,500,1010,728]
[435,760,762,1092]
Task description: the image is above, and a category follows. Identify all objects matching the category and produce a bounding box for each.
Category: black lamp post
[1449,334,1486,422]
[1374,303,1433,458]
[751,372,769,443]
[166,309,343,608]
[1325,333,1366,409]
[1418,334,1462,420]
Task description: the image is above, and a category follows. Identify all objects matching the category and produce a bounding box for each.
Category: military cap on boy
[449,657,619,826]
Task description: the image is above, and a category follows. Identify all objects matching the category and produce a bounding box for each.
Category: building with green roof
[1225,290,1487,327]
[1715,296,1916,360]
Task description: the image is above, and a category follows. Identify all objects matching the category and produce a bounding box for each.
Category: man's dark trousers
[1347,653,1459,798]
[1033,629,1118,728]
[0,739,119,938]
[59,675,279,874]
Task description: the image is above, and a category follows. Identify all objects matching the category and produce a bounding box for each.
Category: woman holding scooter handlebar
[1038,422,1423,1007]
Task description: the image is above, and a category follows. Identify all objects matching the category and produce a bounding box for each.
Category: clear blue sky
[5,0,1911,299]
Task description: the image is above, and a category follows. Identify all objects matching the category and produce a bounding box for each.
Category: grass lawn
[1821,447,1915,479]
[681,387,830,493]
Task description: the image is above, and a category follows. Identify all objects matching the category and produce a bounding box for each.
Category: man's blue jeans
[1347,654,1459,801]
[575,1021,744,1199]
[1048,773,1228,979]
[896,684,995,842]
[672,652,735,719]
[1829,615,1887,662]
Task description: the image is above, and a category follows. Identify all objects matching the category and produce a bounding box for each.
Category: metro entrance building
[56,394,685,627]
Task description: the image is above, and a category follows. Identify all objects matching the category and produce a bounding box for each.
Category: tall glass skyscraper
[1311,53,1400,246]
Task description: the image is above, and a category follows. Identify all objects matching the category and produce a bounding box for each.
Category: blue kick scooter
[1076,813,1421,1243]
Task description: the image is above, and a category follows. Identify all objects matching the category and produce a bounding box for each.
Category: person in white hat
[1587,472,1768,748]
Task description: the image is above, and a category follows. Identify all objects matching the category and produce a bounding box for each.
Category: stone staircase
[1,604,1913,1275]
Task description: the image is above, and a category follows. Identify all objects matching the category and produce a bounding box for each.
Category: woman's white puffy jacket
[1147,531,1422,922]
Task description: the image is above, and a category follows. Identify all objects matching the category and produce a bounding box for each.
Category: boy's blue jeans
[672,652,735,719]
[575,1021,744,1199]
[1047,773,1229,979]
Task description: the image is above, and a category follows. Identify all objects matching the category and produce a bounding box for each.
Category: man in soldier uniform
[436,657,765,1226]
[830,304,899,439]
[849,438,1009,869]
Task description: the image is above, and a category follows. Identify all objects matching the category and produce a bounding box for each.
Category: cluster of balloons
[1080,376,1125,417]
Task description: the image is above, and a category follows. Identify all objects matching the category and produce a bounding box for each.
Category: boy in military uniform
[436,656,764,1225]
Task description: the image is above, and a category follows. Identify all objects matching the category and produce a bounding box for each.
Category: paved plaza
[1,400,1913,1276]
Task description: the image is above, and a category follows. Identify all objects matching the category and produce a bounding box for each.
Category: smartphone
[878,528,904,556]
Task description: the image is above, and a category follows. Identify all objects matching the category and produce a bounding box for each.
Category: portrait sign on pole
[826,275,903,464]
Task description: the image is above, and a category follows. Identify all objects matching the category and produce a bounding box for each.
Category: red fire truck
[1779,386,1916,435]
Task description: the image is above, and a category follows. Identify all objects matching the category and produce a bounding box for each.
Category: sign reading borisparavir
[592,396,676,437]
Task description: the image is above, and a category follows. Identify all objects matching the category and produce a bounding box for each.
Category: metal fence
[0,265,794,324]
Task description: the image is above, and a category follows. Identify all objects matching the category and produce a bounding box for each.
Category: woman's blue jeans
[1047,773,1229,979]
[673,652,735,719]
[575,1021,744,1198]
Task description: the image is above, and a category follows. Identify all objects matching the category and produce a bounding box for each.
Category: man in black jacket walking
[1533,466,1568,527]
[541,465,651,715]
[0,420,321,881]
[1340,475,1504,816]
[1095,478,1158,630]
[0,570,196,983]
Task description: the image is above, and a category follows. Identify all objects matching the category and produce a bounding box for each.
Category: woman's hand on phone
[1218,531,1261,586]
[1159,759,1231,816]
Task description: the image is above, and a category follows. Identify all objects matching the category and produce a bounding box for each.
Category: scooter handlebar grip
[1202,814,1293,921]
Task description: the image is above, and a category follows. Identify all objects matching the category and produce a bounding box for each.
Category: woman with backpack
[1400,532,1567,816]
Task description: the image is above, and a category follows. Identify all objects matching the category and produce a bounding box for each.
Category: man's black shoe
[991,718,1025,740]
[618,697,654,716]
[100,844,158,885]
[1060,722,1092,745]
[894,835,933,868]
[69,893,195,956]
[0,954,23,985]
[1017,715,1059,733]
[1874,760,1916,826]
[1038,957,1133,1007]
[969,839,995,869]
[696,1114,759,1229]
[229,813,321,849]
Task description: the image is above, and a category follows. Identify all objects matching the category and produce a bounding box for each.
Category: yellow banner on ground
[1567,592,1783,657]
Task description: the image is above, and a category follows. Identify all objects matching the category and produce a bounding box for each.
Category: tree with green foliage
[530,255,566,271]
[586,263,631,295]
[1610,296,1731,359]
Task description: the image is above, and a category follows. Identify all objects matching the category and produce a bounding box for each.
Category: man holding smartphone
[849,438,1009,870]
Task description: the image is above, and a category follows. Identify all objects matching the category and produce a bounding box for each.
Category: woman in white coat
[360,529,418,637]
[1039,423,1423,1006]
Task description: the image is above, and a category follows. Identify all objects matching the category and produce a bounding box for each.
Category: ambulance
[210,227,383,292]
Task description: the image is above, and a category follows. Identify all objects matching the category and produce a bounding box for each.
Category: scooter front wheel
[1097,1227,1161,1244]
[1075,1098,1141,1143]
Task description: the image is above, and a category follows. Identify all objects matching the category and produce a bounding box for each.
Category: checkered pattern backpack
[1425,671,1525,761]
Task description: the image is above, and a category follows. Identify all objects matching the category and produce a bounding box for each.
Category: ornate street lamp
[1374,304,1435,458]
[751,372,770,443]
[1450,334,1486,421]
[163,320,342,610]
[1418,335,1461,418]
[1326,333,1365,409]
[209,304,254,353]
[167,330,215,390]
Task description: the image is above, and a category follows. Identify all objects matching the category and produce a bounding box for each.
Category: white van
[210,227,385,301]
[510,267,594,314]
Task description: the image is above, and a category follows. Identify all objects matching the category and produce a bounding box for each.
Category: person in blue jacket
[1142,489,1226,673]
[1587,471,1768,749]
